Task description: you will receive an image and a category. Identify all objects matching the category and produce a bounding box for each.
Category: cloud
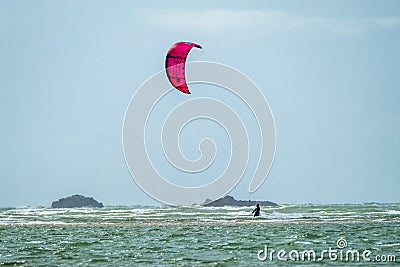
[374,17,400,29]
[137,9,309,33]
[136,9,400,36]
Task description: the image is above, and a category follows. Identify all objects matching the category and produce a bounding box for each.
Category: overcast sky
[1,1,400,206]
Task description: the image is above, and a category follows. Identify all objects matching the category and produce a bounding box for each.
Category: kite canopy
[165,42,202,94]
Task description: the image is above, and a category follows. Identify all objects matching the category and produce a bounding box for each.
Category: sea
[1,203,399,266]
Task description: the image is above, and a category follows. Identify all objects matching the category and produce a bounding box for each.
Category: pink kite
[165,42,202,94]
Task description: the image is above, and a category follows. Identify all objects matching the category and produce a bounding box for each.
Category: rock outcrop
[51,194,104,208]
[202,195,277,207]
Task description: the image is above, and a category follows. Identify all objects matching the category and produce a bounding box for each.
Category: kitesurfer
[252,203,260,217]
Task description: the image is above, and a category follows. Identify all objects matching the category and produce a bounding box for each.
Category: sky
[1,1,400,206]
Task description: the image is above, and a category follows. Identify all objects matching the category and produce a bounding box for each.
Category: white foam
[267,212,303,220]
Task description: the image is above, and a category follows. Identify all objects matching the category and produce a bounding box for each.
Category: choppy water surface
[1,204,399,266]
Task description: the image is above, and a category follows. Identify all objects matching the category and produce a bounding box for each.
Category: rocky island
[51,194,104,208]
[202,195,277,207]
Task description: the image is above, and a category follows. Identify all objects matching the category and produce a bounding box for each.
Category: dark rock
[51,194,104,208]
[202,195,277,207]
